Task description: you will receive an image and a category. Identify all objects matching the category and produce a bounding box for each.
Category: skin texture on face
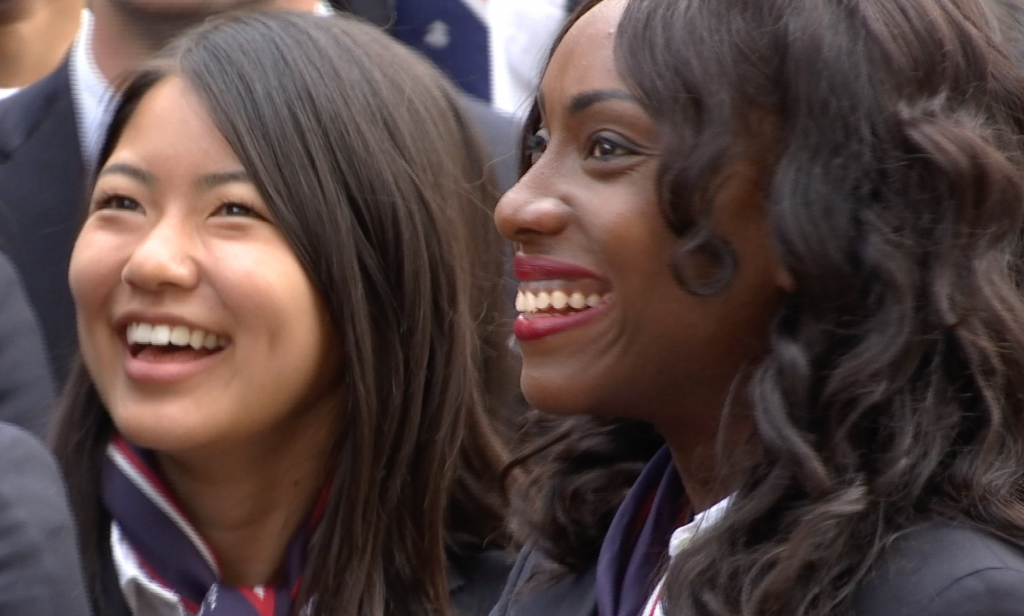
[70,78,339,465]
[496,0,788,481]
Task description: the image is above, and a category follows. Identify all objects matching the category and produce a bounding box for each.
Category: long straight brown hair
[53,12,506,616]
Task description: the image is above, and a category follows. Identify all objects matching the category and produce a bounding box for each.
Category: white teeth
[515,289,608,314]
[151,325,171,346]
[126,322,228,350]
[135,323,152,343]
[170,325,190,346]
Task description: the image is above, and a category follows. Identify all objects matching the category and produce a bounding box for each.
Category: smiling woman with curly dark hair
[490,0,1024,615]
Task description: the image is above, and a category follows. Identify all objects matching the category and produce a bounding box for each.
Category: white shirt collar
[69,8,117,171]
[668,495,733,556]
[642,496,733,616]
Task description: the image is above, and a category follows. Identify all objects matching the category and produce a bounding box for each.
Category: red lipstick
[513,255,605,282]
[513,299,611,341]
[512,255,611,341]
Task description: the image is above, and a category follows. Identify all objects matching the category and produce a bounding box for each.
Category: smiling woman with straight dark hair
[52,11,511,616]
[490,0,1024,615]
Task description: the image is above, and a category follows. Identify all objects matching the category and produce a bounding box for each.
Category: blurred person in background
[488,0,567,118]
[55,11,511,616]
[0,421,91,616]
[335,0,521,192]
[0,0,81,99]
[0,252,53,437]
[0,0,330,411]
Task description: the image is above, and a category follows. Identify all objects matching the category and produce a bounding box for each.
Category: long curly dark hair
[507,0,1024,613]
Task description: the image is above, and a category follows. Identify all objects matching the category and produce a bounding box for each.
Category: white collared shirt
[69,9,117,171]
[640,496,733,616]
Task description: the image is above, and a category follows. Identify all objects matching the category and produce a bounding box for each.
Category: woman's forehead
[540,0,628,103]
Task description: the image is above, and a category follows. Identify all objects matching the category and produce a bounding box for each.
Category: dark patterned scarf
[103,435,321,616]
[595,446,688,616]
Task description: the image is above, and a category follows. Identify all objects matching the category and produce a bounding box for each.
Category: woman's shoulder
[448,548,516,616]
[852,521,1024,616]
[485,544,596,616]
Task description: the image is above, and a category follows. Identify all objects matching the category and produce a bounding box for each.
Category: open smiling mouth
[513,284,613,341]
[126,323,229,363]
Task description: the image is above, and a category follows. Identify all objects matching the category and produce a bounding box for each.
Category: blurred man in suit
[0,421,91,616]
[0,251,53,437]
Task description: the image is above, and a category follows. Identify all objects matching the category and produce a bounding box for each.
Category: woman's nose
[494,171,571,244]
[120,219,200,293]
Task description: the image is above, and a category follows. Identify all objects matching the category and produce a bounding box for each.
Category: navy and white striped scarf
[103,436,318,616]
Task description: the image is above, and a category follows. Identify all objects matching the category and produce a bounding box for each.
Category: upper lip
[513,255,607,282]
[113,310,225,337]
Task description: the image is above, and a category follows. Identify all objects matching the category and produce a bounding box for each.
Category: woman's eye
[525,128,550,165]
[214,202,260,218]
[586,135,636,160]
[95,194,142,212]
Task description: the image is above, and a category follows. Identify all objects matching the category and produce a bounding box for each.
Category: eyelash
[93,192,142,212]
[524,128,640,167]
[214,201,262,219]
[586,134,637,160]
[91,193,264,221]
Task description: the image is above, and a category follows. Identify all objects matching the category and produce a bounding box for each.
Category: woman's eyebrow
[567,89,638,115]
[97,163,155,186]
[195,170,251,192]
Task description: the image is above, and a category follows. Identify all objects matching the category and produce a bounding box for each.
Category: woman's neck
[156,408,335,586]
[653,383,759,515]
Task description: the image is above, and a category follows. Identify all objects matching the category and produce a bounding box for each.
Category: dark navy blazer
[0,59,86,390]
[490,522,1024,616]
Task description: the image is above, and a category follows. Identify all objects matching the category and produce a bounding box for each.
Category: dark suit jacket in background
[0,423,91,616]
[489,522,1024,616]
[0,59,85,389]
[0,252,55,438]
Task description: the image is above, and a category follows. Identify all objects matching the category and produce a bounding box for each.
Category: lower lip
[123,346,227,385]
[513,299,611,341]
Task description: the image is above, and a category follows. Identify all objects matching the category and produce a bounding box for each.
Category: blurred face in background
[70,77,338,459]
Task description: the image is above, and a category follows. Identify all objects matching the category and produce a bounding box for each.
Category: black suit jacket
[0,422,91,616]
[0,251,54,437]
[0,59,86,389]
[490,522,1024,616]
